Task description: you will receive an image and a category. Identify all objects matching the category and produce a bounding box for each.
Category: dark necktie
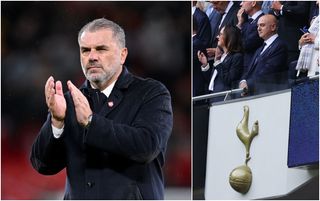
[259,42,267,55]
[248,18,253,24]
[84,88,108,113]
[252,42,267,67]
[94,91,107,113]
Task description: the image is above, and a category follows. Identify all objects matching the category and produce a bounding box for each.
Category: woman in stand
[198,24,243,102]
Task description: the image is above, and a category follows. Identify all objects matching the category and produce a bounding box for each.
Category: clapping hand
[67,80,92,127]
[45,76,66,128]
[197,50,208,67]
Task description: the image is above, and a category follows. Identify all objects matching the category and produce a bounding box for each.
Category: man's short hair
[255,1,263,8]
[78,18,126,48]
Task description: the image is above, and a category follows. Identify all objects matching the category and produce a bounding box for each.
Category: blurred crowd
[2,2,191,199]
[193,1,319,102]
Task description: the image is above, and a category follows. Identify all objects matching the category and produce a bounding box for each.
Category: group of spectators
[193,1,319,102]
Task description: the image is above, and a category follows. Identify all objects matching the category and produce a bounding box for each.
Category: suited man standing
[193,17,208,97]
[30,18,173,199]
[237,1,264,74]
[207,2,220,47]
[206,1,240,57]
[193,1,212,48]
[239,14,288,95]
[212,1,239,35]
[270,1,309,63]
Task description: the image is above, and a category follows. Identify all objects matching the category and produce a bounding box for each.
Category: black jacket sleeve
[30,114,67,175]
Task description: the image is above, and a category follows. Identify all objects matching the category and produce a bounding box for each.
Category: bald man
[239,14,288,95]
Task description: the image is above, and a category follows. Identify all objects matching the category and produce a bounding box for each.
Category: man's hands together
[67,80,92,127]
[45,76,92,129]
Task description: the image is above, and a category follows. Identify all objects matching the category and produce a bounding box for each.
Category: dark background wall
[1,1,191,199]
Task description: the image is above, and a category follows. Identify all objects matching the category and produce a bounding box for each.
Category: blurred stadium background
[1,1,191,199]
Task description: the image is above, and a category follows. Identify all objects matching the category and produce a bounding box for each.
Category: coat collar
[79,66,134,116]
[114,66,134,90]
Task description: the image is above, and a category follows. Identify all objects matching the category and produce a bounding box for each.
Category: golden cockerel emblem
[229,105,259,194]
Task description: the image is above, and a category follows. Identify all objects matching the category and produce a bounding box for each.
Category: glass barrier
[193,71,319,105]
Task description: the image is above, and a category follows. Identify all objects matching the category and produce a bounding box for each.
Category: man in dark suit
[193,1,212,48]
[210,1,239,47]
[237,1,264,74]
[193,16,208,97]
[206,1,239,58]
[207,4,220,47]
[239,14,288,95]
[270,1,309,64]
[30,18,173,199]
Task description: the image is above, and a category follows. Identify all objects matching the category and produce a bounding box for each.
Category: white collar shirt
[91,80,116,98]
[261,34,278,54]
[192,6,196,15]
[250,10,263,22]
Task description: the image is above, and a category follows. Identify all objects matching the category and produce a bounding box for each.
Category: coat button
[87,182,95,187]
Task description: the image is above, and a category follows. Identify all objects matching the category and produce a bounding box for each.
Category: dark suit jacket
[194,7,212,47]
[211,3,240,47]
[241,13,264,71]
[219,3,239,31]
[274,1,309,62]
[242,36,288,95]
[208,9,221,47]
[30,67,173,199]
[203,52,243,102]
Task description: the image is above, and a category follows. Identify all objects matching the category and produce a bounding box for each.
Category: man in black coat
[30,18,173,200]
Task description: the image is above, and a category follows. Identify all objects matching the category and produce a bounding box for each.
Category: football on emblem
[229,165,252,194]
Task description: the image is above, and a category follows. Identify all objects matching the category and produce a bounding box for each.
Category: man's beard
[84,62,116,85]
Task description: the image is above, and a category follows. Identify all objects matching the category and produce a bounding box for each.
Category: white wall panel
[205,91,318,199]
